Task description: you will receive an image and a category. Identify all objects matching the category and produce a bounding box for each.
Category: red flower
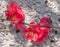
[37,17,51,42]
[5,2,25,24]
[40,17,52,25]
[23,17,51,43]
[23,22,42,42]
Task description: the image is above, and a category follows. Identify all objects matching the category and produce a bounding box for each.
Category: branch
[20,22,60,29]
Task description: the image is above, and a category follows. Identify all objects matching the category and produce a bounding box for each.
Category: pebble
[1,19,4,22]
[4,26,6,29]
[45,0,48,4]
[16,29,20,33]
[9,24,13,27]
[0,38,3,43]
[3,21,11,25]
[58,18,60,22]
[50,40,55,43]
[54,30,58,34]
[25,40,32,47]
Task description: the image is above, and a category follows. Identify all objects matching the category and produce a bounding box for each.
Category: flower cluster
[23,18,51,43]
[5,2,52,43]
[5,2,25,29]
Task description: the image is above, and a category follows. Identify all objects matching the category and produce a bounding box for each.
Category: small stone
[3,21,11,25]
[50,46,54,47]
[0,24,2,28]
[50,40,55,42]
[16,29,20,33]
[9,24,13,27]
[10,44,15,46]
[6,33,8,35]
[25,40,32,47]
[55,30,58,34]
[45,0,48,4]
[0,38,3,43]
[4,27,6,29]
[1,19,4,22]
[0,10,3,13]
[58,19,60,22]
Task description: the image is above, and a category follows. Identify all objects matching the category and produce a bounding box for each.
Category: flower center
[29,31,34,37]
[10,16,16,20]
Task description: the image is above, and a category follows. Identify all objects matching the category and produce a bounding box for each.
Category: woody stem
[20,22,60,29]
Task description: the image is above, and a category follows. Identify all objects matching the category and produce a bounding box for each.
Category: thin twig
[20,22,60,29]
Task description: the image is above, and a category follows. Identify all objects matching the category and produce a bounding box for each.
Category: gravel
[0,0,60,47]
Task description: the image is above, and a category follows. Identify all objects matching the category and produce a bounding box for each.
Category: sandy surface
[0,0,60,47]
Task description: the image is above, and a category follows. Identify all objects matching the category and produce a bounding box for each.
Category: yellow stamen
[29,31,34,37]
[10,16,16,20]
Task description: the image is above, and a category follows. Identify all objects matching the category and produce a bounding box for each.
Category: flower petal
[30,22,36,25]
[43,31,49,38]
[15,23,24,29]
[32,34,38,42]
[40,27,50,32]
[40,17,49,25]
[26,35,31,40]
[37,36,44,43]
